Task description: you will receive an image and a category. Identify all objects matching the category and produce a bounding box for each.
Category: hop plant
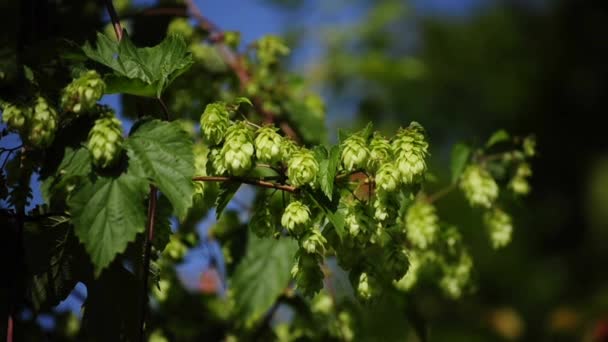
[200,102,231,146]
[483,208,513,249]
[344,202,368,237]
[250,203,274,238]
[373,191,390,222]
[208,148,227,175]
[167,18,195,40]
[439,251,473,299]
[405,200,439,249]
[523,135,536,157]
[87,109,123,168]
[311,291,333,315]
[60,70,105,113]
[460,165,499,208]
[286,148,318,187]
[193,143,209,195]
[28,97,58,148]
[385,248,409,280]
[254,125,284,164]
[1,102,30,131]
[395,251,424,291]
[291,253,324,296]
[340,134,370,171]
[375,162,400,192]
[357,272,377,300]
[367,133,392,171]
[392,122,429,184]
[220,123,255,175]
[281,200,311,235]
[301,226,327,255]
[256,35,290,65]
[509,163,532,195]
[163,235,188,262]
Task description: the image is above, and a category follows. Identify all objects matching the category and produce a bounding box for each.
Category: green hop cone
[193,143,209,195]
[163,235,188,262]
[281,200,311,235]
[367,133,392,171]
[256,35,290,65]
[87,109,123,168]
[385,248,409,280]
[60,70,105,114]
[286,148,319,187]
[509,163,532,195]
[375,162,400,192]
[220,122,254,175]
[405,200,439,249]
[28,97,58,148]
[291,252,324,296]
[301,226,327,255]
[208,147,227,175]
[356,272,377,300]
[282,139,298,160]
[483,208,513,249]
[1,102,30,132]
[523,135,536,157]
[395,251,423,291]
[460,165,499,208]
[344,202,368,237]
[439,251,473,299]
[254,125,284,164]
[311,291,333,315]
[392,122,429,184]
[340,134,370,171]
[373,191,390,222]
[167,18,195,40]
[200,102,231,146]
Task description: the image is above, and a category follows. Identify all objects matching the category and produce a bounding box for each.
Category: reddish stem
[193,175,297,193]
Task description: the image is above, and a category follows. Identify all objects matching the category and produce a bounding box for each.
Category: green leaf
[215,182,240,220]
[306,190,345,240]
[450,143,471,183]
[125,119,195,218]
[485,129,510,148]
[231,234,297,324]
[83,33,193,97]
[318,145,340,200]
[153,194,173,252]
[68,174,148,276]
[283,100,326,145]
[41,147,92,203]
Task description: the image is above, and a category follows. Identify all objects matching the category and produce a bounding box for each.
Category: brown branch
[139,186,157,342]
[193,175,297,193]
[103,0,123,41]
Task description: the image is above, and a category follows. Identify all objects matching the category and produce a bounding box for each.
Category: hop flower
[523,135,536,157]
[1,102,30,131]
[163,235,188,261]
[311,291,333,315]
[405,200,439,249]
[220,123,255,175]
[375,162,400,192]
[254,125,284,164]
[87,109,123,168]
[200,102,231,146]
[509,163,532,196]
[340,134,369,171]
[28,97,58,148]
[256,35,290,65]
[208,148,227,175]
[367,133,392,171]
[344,202,368,237]
[282,139,298,160]
[395,251,424,291]
[385,248,409,280]
[281,200,311,234]
[291,252,323,296]
[301,226,327,255]
[193,143,209,195]
[439,251,473,299]
[373,191,390,222]
[483,208,513,249]
[460,165,499,208]
[167,18,195,40]
[357,272,377,300]
[286,148,318,187]
[392,122,429,184]
[60,70,105,113]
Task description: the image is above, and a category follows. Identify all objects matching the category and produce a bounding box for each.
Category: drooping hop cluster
[86,110,123,168]
[291,252,324,296]
[483,208,513,249]
[208,148,227,175]
[392,122,429,184]
[286,148,319,187]
[1,103,29,132]
[344,202,369,237]
[301,226,327,255]
[281,200,311,235]
[340,134,370,171]
[460,165,499,208]
[220,123,255,175]
[509,163,532,196]
[200,102,231,146]
[60,70,105,113]
[254,126,284,164]
[367,133,392,171]
[439,252,473,299]
[405,200,439,249]
[375,162,400,192]
[28,97,58,148]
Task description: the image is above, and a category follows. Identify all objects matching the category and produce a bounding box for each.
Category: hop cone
[460,165,499,208]
[220,123,254,175]
[367,133,392,171]
[523,136,536,157]
[208,148,226,175]
[375,162,400,192]
[395,251,423,291]
[439,251,473,299]
[357,273,377,300]
[200,102,230,146]
[167,18,195,40]
[28,97,58,148]
[1,102,30,132]
[373,191,390,222]
[256,35,290,65]
[301,226,327,255]
[254,126,283,164]
[60,70,105,113]
[281,200,311,235]
[193,143,209,194]
[287,148,318,187]
[509,163,532,195]
[340,134,369,171]
[392,122,429,184]
[87,110,123,168]
[291,253,323,296]
[344,202,368,237]
[405,200,439,249]
[385,248,409,280]
[483,208,513,249]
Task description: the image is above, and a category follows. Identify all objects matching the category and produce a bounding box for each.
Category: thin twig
[157,97,170,121]
[103,0,123,41]
[425,183,457,203]
[193,175,297,193]
[139,186,157,342]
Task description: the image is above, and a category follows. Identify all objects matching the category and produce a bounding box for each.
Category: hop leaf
[483,208,513,249]
[1,102,30,131]
[281,200,311,235]
[200,102,231,146]
[250,202,275,238]
[375,162,400,192]
[60,70,105,113]
[28,97,58,148]
[460,165,499,208]
[220,122,255,175]
[405,200,439,249]
[87,109,123,168]
[286,148,319,187]
[290,252,323,297]
[340,134,369,171]
[367,133,392,171]
[254,125,284,164]
[392,122,429,184]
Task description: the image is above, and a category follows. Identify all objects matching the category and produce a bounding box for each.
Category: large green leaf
[306,190,346,240]
[450,143,471,183]
[231,235,297,325]
[317,145,340,200]
[83,32,193,97]
[125,119,195,218]
[41,147,92,203]
[215,182,241,220]
[68,174,148,276]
